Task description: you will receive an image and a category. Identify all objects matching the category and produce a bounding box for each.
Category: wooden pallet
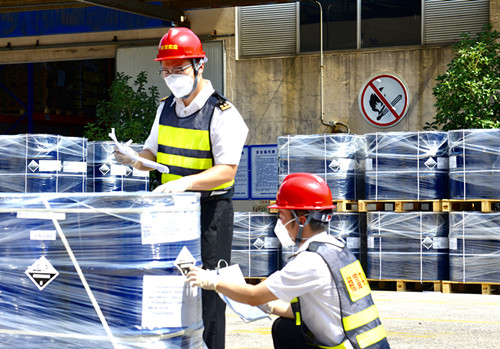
[367,279,442,292]
[442,199,500,213]
[358,200,443,213]
[441,281,500,295]
[334,200,359,212]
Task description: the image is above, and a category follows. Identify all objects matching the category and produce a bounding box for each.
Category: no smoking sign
[358,73,410,128]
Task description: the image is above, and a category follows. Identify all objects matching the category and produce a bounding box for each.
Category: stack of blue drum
[364,131,449,199]
[448,129,500,199]
[0,192,204,348]
[328,212,365,263]
[87,141,150,192]
[449,212,500,283]
[277,134,365,200]
[232,212,280,277]
[0,134,87,193]
[366,212,449,281]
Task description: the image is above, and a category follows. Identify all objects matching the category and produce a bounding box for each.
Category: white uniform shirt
[143,80,248,166]
[264,233,346,346]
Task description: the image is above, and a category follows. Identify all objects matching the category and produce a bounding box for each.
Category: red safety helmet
[268,173,335,210]
[155,27,206,61]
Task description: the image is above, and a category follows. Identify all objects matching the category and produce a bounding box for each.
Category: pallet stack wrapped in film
[0,134,150,193]
[232,212,280,278]
[276,134,367,271]
[446,129,500,285]
[0,192,204,348]
[362,131,450,283]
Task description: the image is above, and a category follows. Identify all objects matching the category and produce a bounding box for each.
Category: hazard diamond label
[358,73,410,128]
[25,255,59,291]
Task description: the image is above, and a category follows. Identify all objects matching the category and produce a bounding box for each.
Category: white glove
[153,177,192,193]
[186,266,220,291]
[257,302,274,315]
[114,146,138,166]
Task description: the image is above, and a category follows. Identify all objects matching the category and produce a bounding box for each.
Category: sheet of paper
[217,264,270,323]
[108,128,170,173]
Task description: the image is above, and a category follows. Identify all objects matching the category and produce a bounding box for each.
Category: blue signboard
[249,144,278,200]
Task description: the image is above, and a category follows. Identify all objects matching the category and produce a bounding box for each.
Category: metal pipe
[314,1,350,133]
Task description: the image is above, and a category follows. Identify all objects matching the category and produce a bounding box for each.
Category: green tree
[426,23,500,131]
[84,71,160,142]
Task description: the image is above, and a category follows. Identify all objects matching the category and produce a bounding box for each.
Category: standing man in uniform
[187,173,390,349]
[115,27,248,349]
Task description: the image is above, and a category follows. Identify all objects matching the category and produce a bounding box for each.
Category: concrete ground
[226,290,500,348]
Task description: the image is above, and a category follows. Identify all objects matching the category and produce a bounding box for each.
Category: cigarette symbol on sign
[369,88,403,120]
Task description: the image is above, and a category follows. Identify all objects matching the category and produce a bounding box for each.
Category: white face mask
[165,74,194,99]
[274,218,295,248]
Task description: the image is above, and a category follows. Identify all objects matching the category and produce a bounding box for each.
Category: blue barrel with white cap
[448,129,500,199]
[232,212,280,277]
[364,131,449,199]
[87,141,150,192]
[0,192,204,348]
[366,212,449,281]
[277,134,365,200]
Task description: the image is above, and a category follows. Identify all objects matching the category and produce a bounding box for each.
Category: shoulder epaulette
[160,96,169,102]
[217,100,231,111]
[212,91,231,111]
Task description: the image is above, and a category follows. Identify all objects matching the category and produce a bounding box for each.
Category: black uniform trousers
[200,196,234,349]
[272,317,310,349]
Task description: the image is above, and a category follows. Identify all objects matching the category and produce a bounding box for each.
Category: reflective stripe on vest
[157,93,234,191]
[290,241,389,349]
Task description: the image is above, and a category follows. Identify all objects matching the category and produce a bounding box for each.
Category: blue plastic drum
[278,134,365,200]
[366,212,449,281]
[0,135,27,192]
[449,212,500,283]
[364,131,449,200]
[328,212,365,264]
[87,141,149,192]
[232,212,280,277]
[0,192,204,348]
[448,129,500,199]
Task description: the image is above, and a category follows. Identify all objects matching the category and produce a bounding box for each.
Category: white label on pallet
[141,211,199,244]
[142,275,199,328]
[437,157,449,170]
[63,161,87,173]
[30,230,57,241]
[17,211,66,221]
[39,160,62,172]
[449,156,457,169]
[449,238,458,250]
[433,237,448,249]
[347,237,360,249]
[367,236,375,249]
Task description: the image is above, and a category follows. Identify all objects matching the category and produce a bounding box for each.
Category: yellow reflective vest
[157,92,234,193]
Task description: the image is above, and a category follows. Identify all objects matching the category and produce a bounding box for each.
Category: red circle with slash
[358,73,410,128]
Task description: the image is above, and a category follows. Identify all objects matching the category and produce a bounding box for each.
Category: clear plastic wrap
[328,212,366,267]
[448,129,500,199]
[364,131,449,200]
[87,141,150,193]
[277,134,365,200]
[366,212,449,281]
[449,212,500,283]
[232,212,280,277]
[0,192,204,348]
[0,134,87,193]
[281,213,366,268]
